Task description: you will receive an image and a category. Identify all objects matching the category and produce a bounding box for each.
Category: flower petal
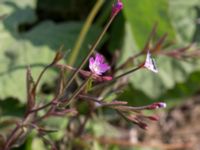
[95,53,105,64]
[99,63,110,73]
[89,53,110,75]
[144,51,158,73]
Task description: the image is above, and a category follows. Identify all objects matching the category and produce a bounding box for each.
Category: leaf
[0,98,25,140]
[117,0,200,99]
[122,0,176,49]
[108,13,125,52]
[0,0,102,102]
[118,0,176,64]
[0,98,25,117]
[37,0,96,21]
[42,117,68,141]
[87,117,121,138]
[31,138,46,150]
[132,55,200,98]
[169,0,200,43]
[118,22,138,66]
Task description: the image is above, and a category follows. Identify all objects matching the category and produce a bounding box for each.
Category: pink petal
[89,57,95,71]
[95,53,105,63]
[99,63,110,72]
[144,51,158,73]
[89,53,111,75]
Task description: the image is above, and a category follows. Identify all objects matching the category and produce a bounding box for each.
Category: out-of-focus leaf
[31,138,46,150]
[42,117,68,140]
[0,98,25,117]
[117,0,200,99]
[108,13,125,52]
[169,0,200,43]
[119,70,200,106]
[37,0,95,21]
[128,55,199,99]
[161,71,200,105]
[93,141,103,150]
[117,22,138,66]
[118,84,151,106]
[0,98,25,144]
[122,0,176,49]
[87,117,121,137]
[0,0,102,102]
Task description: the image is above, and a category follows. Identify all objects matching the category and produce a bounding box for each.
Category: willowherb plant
[1,0,173,149]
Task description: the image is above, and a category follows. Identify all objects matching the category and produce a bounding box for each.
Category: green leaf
[117,0,200,99]
[130,56,199,99]
[169,0,200,43]
[87,117,121,137]
[122,0,176,49]
[108,13,125,53]
[118,22,138,66]
[37,0,95,21]
[0,98,25,117]
[0,0,102,102]
[42,117,68,141]
[30,138,46,150]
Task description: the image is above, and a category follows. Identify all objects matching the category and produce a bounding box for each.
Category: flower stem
[92,63,143,91]
[67,0,104,66]
[114,63,144,81]
[63,74,93,106]
[63,12,117,93]
[4,126,21,150]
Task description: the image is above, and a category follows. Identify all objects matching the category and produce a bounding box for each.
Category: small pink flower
[89,53,110,75]
[112,0,123,17]
[144,50,158,73]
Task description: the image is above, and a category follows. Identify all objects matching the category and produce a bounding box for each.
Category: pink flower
[144,50,158,73]
[112,0,123,17]
[89,53,110,75]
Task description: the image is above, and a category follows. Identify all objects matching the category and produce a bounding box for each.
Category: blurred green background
[0,0,200,149]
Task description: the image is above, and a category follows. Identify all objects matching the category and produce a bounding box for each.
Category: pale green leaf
[122,0,176,49]
[0,0,102,102]
[119,0,200,99]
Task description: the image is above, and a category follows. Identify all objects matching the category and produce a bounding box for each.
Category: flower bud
[147,115,160,121]
[111,0,123,17]
[148,102,167,110]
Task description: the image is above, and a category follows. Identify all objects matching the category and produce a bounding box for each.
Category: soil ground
[138,95,200,150]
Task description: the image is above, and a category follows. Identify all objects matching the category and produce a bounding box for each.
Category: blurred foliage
[123,0,176,48]
[0,98,25,116]
[0,0,102,101]
[37,0,96,21]
[119,0,200,100]
[169,0,199,43]
[1,0,200,150]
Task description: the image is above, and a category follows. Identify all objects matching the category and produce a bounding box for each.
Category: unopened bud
[147,115,160,121]
[112,0,123,17]
[158,102,167,108]
[102,76,113,81]
[148,102,167,110]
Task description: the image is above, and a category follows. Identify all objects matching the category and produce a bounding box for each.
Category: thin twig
[67,0,104,66]
[63,74,93,106]
[63,13,117,94]
[92,63,143,91]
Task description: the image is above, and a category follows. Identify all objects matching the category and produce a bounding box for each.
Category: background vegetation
[0,0,200,149]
